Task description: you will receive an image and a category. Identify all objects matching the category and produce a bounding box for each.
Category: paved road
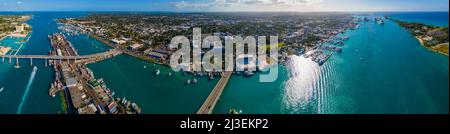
[1,50,121,60]
[197,71,233,114]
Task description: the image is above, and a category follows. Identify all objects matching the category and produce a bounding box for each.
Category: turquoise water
[0,37,25,48]
[87,55,219,113]
[214,13,449,114]
[65,34,111,55]
[0,12,87,114]
[0,12,448,114]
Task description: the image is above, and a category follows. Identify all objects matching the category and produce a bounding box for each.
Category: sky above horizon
[0,0,449,12]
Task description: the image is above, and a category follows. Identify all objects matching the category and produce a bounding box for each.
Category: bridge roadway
[2,45,231,114]
[197,71,233,114]
[0,49,122,61]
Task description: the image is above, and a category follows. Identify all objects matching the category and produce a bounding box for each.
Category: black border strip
[0,114,448,131]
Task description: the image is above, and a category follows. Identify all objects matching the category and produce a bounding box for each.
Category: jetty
[197,71,232,114]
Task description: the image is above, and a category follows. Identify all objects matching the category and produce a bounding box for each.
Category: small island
[388,17,449,56]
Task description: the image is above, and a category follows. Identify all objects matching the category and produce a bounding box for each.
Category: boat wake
[16,66,38,114]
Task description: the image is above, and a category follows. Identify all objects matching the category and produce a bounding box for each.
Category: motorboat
[155,69,160,75]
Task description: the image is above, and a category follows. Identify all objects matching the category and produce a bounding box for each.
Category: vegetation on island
[1,15,32,55]
[0,15,31,38]
[387,17,449,56]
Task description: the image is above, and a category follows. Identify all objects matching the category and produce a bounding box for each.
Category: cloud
[16,1,23,5]
[172,0,324,11]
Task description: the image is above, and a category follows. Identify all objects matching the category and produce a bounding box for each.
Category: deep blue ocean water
[379,12,448,27]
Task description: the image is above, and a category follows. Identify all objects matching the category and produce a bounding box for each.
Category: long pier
[197,71,233,114]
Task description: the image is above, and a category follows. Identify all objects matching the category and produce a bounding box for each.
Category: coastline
[416,36,449,56]
[88,33,170,67]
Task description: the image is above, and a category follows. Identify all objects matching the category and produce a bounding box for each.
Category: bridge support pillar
[30,58,33,66]
[2,56,4,62]
[14,57,20,68]
[9,57,11,63]
[45,58,48,67]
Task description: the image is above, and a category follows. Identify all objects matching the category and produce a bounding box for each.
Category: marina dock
[44,33,140,114]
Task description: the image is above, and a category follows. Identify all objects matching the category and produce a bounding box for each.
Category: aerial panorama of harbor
[0,12,448,114]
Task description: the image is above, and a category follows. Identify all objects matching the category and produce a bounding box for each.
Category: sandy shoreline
[415,36,449,56]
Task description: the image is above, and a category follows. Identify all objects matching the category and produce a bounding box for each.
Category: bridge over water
[197,71,233,114]
[2,47,232,114]
[0,49,122,66]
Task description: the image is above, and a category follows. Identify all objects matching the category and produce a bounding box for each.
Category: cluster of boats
[357,16,384,25]
[323,36,349,46]
[57,23,85,36]
[304,50,333,66]
[317,45,342,53]
[375,17,385,25]
[116,97,142,114]
[360,17,371,22]
[152,67,200,85]
[228,108,243,114]
[234,70,255,77]
[300,34,349,66]
[185,78,198,85]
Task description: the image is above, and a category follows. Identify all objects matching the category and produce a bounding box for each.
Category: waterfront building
[0,46,11,56]
[78,103,98,114]
[65,78,78,87]
[15,24,24,33]
[144,49,167,60]
[111,39,126,45]
[127,44,143,51]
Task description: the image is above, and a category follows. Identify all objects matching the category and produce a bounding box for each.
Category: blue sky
[0,0,448,12]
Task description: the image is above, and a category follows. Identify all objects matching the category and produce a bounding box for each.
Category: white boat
[167,73,172,77]
[244,71,254,77]
[14,64,21,69]
[193,79,198,84]
[186,79,191,85]
[0,87,4,93]
[144,66,147,68]
[155,69,160,75]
